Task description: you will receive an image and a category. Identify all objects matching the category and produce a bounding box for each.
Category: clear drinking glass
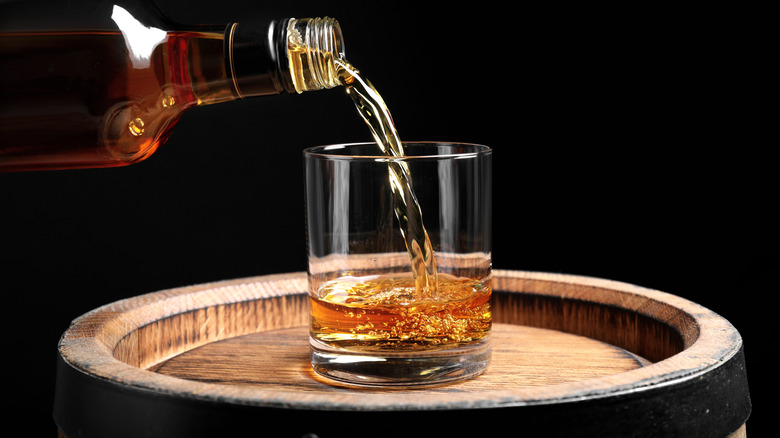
[304,142,492,387]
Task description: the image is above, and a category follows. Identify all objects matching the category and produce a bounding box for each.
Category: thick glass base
[310,336,492,387]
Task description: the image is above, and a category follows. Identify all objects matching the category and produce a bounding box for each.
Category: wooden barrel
[53,270,751,438]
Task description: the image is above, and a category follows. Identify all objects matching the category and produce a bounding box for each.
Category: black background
[1,0,772,436]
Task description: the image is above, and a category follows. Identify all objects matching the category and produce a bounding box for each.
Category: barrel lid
[53,270,751,437]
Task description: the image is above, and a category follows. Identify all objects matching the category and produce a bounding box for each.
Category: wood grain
[154,324,649,391]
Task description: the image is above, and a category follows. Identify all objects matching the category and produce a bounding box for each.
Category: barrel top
[56,269,744,410]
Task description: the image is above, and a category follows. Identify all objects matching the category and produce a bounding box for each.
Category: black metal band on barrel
[224,19,295,98]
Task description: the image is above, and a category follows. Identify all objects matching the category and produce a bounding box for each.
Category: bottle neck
[225,17,344,98]
[286,17,344,93]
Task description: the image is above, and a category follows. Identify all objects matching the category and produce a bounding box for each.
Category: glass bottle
[0,0,345,172]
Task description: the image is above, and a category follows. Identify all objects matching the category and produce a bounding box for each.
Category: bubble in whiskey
[128,117,145,136]
[161,95,176,108]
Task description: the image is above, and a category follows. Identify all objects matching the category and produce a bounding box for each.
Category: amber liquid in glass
[309,59,491,353]
[311,273,491,352]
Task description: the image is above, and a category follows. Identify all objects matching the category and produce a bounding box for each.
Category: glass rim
[303,141,492,161]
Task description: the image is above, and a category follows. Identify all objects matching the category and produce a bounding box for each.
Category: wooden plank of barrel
[53,270,751,438]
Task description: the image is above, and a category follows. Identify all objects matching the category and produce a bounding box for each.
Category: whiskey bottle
[0,0,345,171]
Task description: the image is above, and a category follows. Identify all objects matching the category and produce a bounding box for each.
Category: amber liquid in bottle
[0,30,232,171]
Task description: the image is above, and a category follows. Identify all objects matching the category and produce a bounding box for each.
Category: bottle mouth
[287,17,345,93]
